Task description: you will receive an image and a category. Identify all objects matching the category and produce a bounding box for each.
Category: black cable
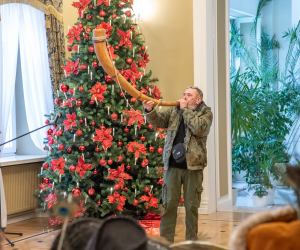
[0,115,59,147]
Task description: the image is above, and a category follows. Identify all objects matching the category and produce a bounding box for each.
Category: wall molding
[193,0,218,214]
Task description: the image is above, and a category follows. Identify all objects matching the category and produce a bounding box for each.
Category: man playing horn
[142,86,213,243]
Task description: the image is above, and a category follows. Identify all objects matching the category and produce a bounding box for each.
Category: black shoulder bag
[171,122,187,164]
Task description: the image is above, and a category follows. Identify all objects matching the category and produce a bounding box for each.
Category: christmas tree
[36,0,166,218]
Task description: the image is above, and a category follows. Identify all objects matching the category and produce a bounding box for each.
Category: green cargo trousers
[160,167,203,243]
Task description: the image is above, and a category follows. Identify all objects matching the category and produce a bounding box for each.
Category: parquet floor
[1,212,251,250]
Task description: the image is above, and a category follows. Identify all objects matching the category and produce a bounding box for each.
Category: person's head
[50,218,102,250]
[183,87,203,110]
[86,216,171,250]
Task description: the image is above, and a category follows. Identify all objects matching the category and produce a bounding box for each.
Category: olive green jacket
[146,102,213,170]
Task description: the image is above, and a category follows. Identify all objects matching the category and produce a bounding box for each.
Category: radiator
[2,162,42,215]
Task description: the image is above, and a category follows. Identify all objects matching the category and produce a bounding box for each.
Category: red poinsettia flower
[72,0,91,16]
[40,183,53,191]
[60,97,76,108]
[124,62,144,85]
[138,51,150,69]
[45,191,58,208]
[122,0,133,9]
[126,141,147,158]
[118,29,133,50]
[96,22,113,38]
[62,59,80,76]
[107,46,117,60]
[140,193,158,208]
[138,59,146,69]
[89,82,107,102]
[97,0,109,5]
[63,113,77,131]
[66,26,81,44]
[91,128,113,151]
[108,164,132,188]
[152,85,162,100]
[123,109,145,129]
[47,134,56,146]
[107,191,127,211]
[74,200,87,217]
[179,196,184,204]
[75,156,93,178]
[50,157,66,174]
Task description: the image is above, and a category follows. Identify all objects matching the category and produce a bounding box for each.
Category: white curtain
[19,4,54,150]
[0,3,54,227]
[0,4,20,228]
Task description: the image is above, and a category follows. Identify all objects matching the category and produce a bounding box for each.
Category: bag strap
[183,120,187,147]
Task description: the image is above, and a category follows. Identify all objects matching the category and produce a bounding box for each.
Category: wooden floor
[1,212,251,249]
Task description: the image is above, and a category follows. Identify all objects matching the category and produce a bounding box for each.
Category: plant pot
[266,187,275,205]
[253,194,268,207]
[247,184,259,197]
[232,187,238,206]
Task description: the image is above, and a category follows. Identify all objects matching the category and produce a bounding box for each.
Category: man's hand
[142,100,154,111]
[177,99,187,109]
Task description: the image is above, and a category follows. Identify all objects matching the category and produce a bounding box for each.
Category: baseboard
[217,195,232,211]
[7,210,36,225]
[36,211,51,218]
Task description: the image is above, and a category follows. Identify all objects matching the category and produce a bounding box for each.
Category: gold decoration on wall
[0,0,63,22]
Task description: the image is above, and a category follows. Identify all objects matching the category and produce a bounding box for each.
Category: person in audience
[50,218,102,250]
[86,216,171,250]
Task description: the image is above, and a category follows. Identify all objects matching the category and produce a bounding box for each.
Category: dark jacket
[146,102,213,170]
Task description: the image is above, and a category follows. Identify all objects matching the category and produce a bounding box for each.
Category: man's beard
[187,102,198,110]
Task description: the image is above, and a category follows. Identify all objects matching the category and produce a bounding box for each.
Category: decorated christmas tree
[36,0,166,218]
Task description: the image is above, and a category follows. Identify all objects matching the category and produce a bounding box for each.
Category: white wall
[230,0,260,16]
[292,0,300,27]
[263,0,292,73]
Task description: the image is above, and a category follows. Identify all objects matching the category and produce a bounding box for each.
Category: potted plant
[252,186,268,207]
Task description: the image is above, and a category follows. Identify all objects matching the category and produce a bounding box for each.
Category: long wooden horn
[93,29,179,106]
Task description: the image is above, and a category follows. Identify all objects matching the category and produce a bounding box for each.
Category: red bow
[97,0,109,5]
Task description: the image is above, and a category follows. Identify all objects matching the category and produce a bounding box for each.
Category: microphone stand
[0,116,59,247]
